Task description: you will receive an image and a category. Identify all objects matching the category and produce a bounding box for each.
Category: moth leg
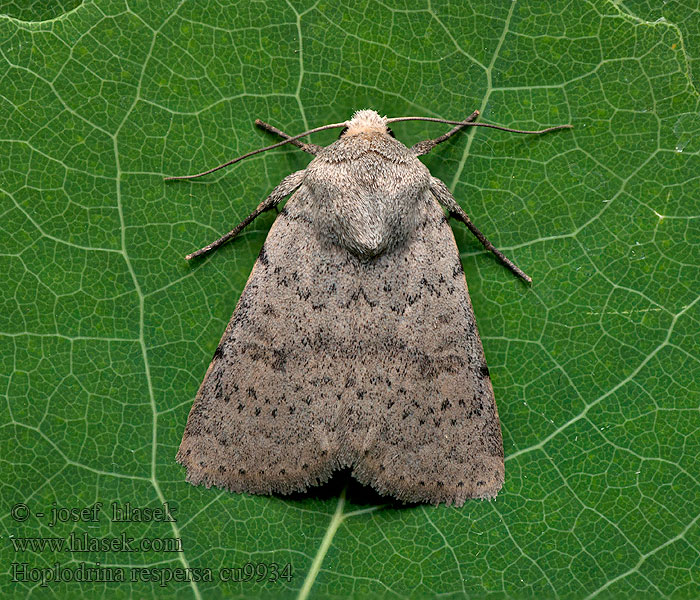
[430,176,533,283]
[255,119,322,155]
[185,169,307,260]
[411,110,480,156]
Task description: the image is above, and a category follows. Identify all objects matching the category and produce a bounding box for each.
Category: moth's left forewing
[344,189,504,506]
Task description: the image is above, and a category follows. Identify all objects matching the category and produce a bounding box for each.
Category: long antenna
[165,115,573,181]
[163,121,347,181]
[386,116,572,135]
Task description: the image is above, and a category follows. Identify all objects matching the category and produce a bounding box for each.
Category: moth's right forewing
[176,183,343,495]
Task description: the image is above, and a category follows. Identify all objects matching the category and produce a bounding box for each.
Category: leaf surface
[1,1,698,598]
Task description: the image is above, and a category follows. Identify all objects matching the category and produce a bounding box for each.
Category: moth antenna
[386,115,573,135]
[164,122,347,181]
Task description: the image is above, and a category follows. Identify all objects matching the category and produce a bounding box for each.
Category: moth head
[341,109,394,138]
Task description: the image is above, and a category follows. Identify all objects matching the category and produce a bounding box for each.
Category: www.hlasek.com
[11,532,182,554]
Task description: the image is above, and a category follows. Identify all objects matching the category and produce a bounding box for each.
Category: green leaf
[1,1,698,598]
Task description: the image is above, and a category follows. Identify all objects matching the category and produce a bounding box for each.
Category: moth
[169,109,571,506]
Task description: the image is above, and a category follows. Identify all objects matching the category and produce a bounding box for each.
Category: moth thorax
[345,109,388,136]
